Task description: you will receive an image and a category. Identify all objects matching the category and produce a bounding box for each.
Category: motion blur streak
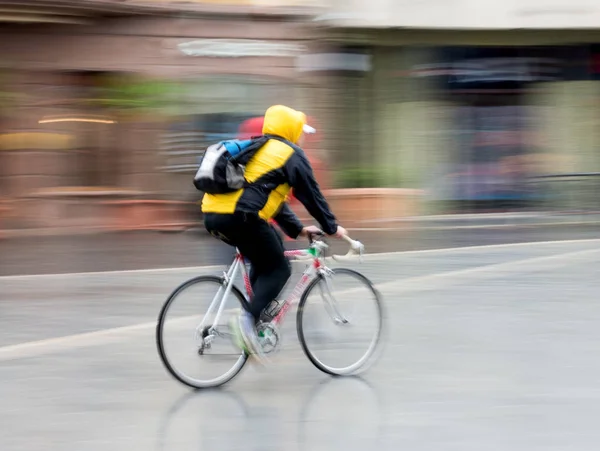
[2,1,600,450]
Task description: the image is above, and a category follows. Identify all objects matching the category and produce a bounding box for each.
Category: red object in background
[237,116,329,239]
[237,117,265,140]
[236,116,328,191]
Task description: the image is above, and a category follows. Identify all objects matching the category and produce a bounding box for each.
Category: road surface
[1,238,600,450]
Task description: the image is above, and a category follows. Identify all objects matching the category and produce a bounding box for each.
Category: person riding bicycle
[202,104,347,360]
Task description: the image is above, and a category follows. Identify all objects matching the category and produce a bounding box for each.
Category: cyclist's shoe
[236,311,268,364]
[259,299,283,323]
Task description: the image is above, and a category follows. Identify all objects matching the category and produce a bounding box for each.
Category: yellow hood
[262,105,306,144]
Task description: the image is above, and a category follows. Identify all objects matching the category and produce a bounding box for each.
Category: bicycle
[156,233,384,389]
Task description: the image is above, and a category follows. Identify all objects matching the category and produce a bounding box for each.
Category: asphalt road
[2,239,600,450]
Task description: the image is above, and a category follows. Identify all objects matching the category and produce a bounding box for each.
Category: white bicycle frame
[195,236,363,339]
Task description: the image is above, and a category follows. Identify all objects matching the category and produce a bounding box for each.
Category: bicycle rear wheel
[156,275,249,389]
[297,268,383,376]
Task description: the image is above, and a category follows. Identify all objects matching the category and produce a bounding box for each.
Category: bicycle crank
[257,322,280,354]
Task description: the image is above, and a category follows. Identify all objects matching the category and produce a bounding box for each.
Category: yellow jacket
[201,105,337,237]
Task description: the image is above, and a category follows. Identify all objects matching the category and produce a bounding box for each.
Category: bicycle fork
[318,269,350,325]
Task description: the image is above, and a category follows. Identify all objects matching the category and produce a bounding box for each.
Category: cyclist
[202,104,347,360]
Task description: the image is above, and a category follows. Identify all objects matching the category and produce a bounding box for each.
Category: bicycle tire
[296,268,384,376]
[156,275,250,389]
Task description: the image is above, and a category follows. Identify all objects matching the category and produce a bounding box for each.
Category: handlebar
[333,234,365,262]
[306,231,364,262]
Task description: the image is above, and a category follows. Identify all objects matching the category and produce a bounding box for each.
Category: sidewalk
[357,211,600,229]
[1,223,599,277]
[3,211,600,239]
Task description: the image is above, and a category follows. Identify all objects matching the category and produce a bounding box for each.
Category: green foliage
[334,166,400,188]
[90,74,180,114]
[0,71,17,115]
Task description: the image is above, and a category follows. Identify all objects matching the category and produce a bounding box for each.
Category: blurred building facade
[3,0,600,234]
[315,0,600,213]
[0,0,326,230]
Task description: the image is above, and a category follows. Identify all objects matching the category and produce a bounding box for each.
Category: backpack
[193,135,270,194]
[193,134,295,194]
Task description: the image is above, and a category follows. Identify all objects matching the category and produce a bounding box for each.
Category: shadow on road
[156,376,386,451]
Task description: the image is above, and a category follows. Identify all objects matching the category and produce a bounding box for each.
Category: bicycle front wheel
[297,268,383,376]
[156,275,249,389]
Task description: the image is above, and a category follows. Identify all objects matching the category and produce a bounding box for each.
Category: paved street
[2,238,600,450]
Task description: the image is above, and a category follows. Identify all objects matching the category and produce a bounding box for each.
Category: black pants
[204,212,291,321]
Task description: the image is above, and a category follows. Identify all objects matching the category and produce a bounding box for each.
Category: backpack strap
[230,135,270,165]
[229,133,300,165]
[233,134,304,189]
[263,134,304,153]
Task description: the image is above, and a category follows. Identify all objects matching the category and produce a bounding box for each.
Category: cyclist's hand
[332,225,348,238]
[300,225,323,238]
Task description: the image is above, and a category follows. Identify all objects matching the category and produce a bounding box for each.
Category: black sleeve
[273,203,304,239]
[284,151,338,235]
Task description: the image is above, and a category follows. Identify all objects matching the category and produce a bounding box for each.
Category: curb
[0,224,198,239]
[1,218,600,239]
[348,220,600,232]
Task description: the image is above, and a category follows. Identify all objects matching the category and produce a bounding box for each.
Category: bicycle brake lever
[354,240,365,263]
[356,241,364,263]
[307,231,326,245]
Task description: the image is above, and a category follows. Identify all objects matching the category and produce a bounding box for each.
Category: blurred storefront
[312,18,600,213]
[5,1,600,233]
[0,1,322,231]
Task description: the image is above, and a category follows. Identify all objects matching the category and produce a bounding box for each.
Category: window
[160,76,295,176]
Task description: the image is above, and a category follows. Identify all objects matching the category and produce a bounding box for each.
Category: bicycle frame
[196,246,324,337]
